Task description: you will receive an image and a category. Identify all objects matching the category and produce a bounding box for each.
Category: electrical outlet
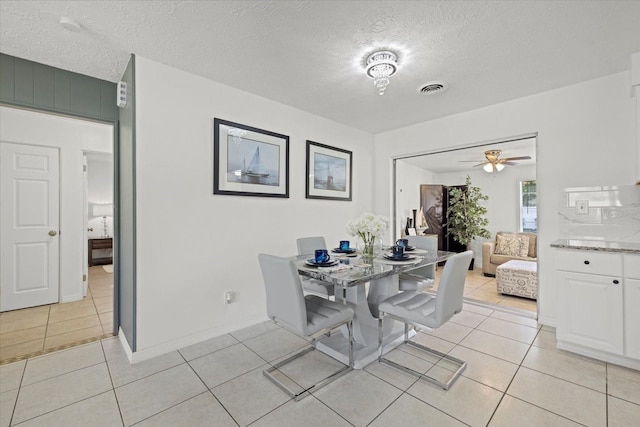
[576,200,589,215]
[224,291,233,304]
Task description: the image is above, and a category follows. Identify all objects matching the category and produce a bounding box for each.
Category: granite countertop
[551,239,640,254]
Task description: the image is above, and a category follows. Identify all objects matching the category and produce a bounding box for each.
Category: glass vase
[359,236,379,259]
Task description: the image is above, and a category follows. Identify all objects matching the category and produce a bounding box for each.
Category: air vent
[417,80,448,95]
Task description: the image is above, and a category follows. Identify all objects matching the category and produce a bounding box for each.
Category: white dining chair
[258,254,353,400]
[296,236,335,298]
[398,235,437,293]
[377,250,473,390]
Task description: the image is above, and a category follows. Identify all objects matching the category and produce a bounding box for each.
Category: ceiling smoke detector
[417,80,448,95]
[59,17,82,32]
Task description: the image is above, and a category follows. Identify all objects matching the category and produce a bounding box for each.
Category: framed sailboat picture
[214,118,289,198]
[305,140,352,201]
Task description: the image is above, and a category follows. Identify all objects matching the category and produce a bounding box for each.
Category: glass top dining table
[296,249,455,287]
[295,248,457,369]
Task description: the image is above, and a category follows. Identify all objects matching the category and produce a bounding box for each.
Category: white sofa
[482,231,537,276]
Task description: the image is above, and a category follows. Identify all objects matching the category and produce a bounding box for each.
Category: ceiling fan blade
[458,160,484,163]
[502,156,532,161]
[502,161,518,166]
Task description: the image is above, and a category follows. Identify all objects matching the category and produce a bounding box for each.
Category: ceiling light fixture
[365,50,398,96]
[59,16,82,32]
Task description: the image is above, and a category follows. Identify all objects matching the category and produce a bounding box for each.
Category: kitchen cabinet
[624,254,640,359]
[555,248,639,369]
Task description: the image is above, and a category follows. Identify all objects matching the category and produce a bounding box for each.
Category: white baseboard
[124,313,268,364]
[59,293,84,303]
[118,328,134,362]
[557,340,640,370]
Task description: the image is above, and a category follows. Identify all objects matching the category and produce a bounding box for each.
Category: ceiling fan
[461,149,532,173]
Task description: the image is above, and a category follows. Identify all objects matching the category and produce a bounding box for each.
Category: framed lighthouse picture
[305,140,352,201]
[214,118,289,198]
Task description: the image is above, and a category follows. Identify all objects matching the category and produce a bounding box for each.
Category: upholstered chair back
[258,254,307,336]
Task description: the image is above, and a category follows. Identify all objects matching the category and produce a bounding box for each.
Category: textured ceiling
[1,1,640,133]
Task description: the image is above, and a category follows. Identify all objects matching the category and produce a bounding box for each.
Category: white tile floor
[1,303,639,426]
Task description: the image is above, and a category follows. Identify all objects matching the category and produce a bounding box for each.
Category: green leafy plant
[445,175,491,247]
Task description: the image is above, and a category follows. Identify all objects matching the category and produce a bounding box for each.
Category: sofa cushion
[496,232,536,257]
[495,234,529,257]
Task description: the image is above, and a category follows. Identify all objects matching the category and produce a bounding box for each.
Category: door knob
[48,230,57,236]
[88,227,94,232]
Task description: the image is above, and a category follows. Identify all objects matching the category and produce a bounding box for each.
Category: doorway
[0,107,115,364]
[393,135,538,316]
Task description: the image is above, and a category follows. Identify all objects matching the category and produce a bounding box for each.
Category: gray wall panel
[54,70,71,111]
[0,54,15,100]
[70,73,102,117]
[13,57,34,104]
[0,53,116,123]
[33,63,55,108]
[117,55,136,351]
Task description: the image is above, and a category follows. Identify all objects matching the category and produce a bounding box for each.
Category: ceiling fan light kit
[462,149,532,173]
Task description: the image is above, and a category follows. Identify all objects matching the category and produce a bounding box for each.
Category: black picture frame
[214,118,289,198]
[305,140,352,201]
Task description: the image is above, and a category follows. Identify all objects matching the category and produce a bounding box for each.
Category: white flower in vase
[346,212,389,257]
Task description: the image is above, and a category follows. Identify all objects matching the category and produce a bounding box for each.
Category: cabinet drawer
[556,249,622,276]
[624,254,640,279]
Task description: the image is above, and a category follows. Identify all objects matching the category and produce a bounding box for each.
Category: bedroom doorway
[0,107,115,364]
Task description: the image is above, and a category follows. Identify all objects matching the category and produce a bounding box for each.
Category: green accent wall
[117,55,137,351]
[0,53,117,122]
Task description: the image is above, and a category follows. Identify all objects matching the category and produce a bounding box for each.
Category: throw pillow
[495,234,530,257]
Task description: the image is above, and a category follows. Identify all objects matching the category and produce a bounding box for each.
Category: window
[520,180,537,232]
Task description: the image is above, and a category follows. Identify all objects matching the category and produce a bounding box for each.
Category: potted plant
[445,175,491,269]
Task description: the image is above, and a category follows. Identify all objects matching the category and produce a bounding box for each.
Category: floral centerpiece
[346,212,389,258]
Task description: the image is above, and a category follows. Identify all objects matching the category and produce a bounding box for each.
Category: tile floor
[437,267,537,314]
[0,264,532,366]
[2,304,638,426]
[0,266,113,364]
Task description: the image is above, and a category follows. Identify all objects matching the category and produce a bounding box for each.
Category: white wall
[395,160,436,237]
[0,107,113,302]
[373,72,635,326]
[132,56,374,357]
[87,155,114,239]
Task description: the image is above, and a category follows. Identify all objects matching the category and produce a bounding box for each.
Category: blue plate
[305,259,339,267]
[332,248,356,254]
[383,253,415,261]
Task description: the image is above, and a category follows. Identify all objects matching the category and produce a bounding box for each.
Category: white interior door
[1,142,60,312]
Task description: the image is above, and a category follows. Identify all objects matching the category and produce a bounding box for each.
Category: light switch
[576,200,589,215]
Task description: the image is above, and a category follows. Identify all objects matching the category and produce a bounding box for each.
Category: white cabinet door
[558,271,624,354]
[625,278,640,360]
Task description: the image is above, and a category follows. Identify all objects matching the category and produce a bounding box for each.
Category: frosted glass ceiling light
[495,163,505,172]
[483,163,494,173]
[365,50,398,95]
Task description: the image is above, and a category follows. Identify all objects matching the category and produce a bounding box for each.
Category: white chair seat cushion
[399,274,435,292]
[304,295,354,336]
[379,292,439,329]
[301,278,335,296]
